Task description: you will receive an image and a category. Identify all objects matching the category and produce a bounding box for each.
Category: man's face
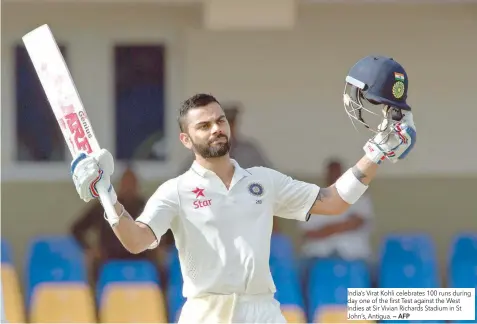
[180,102,232,159]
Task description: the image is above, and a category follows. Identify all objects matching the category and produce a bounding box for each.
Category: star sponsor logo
[192,187,211,209]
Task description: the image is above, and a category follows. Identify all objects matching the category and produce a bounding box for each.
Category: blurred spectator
[298,158,375,280]
[70,166,161,284]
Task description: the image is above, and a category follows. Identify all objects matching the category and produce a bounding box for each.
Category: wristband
[103,199,122,227]
[335,168,368,204]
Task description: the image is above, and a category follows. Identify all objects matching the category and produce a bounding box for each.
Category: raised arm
[108,202,157,254]
[70,149,178,255]
[309,155,377,215]
[310,109,416,216]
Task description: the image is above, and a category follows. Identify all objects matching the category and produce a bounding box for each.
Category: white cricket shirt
[136,159,320,298]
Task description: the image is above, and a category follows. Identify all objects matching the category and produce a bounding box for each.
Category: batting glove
[364,110,416,164]
[70,149,117,204]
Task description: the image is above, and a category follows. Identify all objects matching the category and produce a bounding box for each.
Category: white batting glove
[364,110,417,164]
[70,149,117,204]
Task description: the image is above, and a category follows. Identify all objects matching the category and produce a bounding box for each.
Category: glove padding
[70,149,117,204]
[364,110,416,164]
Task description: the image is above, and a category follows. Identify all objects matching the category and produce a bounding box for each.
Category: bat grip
[97,183,119,227]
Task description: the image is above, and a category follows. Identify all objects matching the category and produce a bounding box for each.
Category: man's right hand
[70,149,117,204]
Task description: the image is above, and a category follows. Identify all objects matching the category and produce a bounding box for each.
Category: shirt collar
[190,159,250,178]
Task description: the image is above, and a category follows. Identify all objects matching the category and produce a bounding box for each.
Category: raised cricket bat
[22,24,119,225]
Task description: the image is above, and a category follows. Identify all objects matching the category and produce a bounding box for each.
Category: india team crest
[248,182,264,197]
[392,81,405,99]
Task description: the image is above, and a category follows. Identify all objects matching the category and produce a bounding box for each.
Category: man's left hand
[364,110,416,164]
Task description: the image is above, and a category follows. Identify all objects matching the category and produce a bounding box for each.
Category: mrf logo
[60,104,92,154]
[192,187,212,209]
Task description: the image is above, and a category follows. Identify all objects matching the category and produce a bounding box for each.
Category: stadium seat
[96,260,161,304]
[380,233,437,268]
[380,261,445,324]
[307,258,371,323]
[379,261,438,288]
[270,233,295,262]
[270,255,306,323]
[29,284,96,323]
[26,235,84,267]
[25,235,86,306]
[166,248,186,323]
[1,239,13,264]
[1,239,26,323]
[100,284,168,323]
[27,259,94,322]
[449,233,477,267]
[448,259,477,324]
[379,233,440,289]
[281,305,307,323]
[97,260,167,323]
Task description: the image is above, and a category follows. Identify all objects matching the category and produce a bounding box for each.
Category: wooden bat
[22,24,119,225]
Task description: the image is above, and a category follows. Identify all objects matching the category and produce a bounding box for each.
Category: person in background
[298,158,375,285]
[70,166,160,284]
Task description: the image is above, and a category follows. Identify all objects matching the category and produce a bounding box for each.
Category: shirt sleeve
[136,178,179,248]
[267,168,321,221]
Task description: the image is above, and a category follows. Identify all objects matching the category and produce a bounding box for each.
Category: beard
[191,134,231,159]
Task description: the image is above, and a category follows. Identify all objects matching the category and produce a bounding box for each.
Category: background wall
[2,2,476,279]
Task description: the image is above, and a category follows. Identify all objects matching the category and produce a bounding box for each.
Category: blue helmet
[343,55,410,131]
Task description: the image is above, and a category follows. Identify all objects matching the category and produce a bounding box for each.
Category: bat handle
[97,183,119,227]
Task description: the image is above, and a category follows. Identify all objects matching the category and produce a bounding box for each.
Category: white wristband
[103,201,123,227]
[335,168,368,204]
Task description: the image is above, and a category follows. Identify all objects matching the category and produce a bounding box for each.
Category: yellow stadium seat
[315,305,375,323]
[281,305,307,323]
[29,284,96,323]
[1,266,26,323]
[99,284,168,323]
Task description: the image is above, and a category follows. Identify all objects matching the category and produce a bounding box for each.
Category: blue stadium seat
[307,258,371,323]
[166,248,186,323]
[380,262,438,288]
[380,262,445,324]
[450,233,477,265]
[270,233,295,262]
[270,255,306,322]
[448,253,477,323]
[25,235,87,308]
[380,233,437,265]
[379,233,440,289]
[26,235,84,263]
[1,239,13,264]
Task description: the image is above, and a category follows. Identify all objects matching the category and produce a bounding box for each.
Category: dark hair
[178,93,220,132]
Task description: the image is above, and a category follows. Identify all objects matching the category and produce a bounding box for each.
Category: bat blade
[22,24,99,158]
[22,24,118,225]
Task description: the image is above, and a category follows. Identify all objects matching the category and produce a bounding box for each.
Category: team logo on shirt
[248,182,264,197]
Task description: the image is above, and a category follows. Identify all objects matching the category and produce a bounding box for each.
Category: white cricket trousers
[178,293,287,324]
